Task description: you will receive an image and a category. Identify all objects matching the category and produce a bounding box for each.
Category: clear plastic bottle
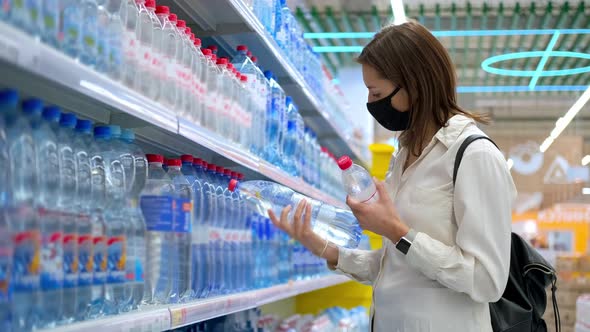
[95,0,110,73]
[119,129,146,309]
[87,126,108,319]
[106,0,124,81]
[140,154,174,304]
[204,51,221,132]
[149,4,164,100]
[154,6,174,107]
[174,20,188,117]
[238,75,253,149]
[122,0,140,88]
[135,0,155,98]
[229,180,362,248]
[21,101,62,329]
[191,37,204,126]
[40,0,59,48]
[180,27,195,119]
[0,97,10,331]
[0,90,41,332]
[55,113,78,324]
[80,0,98,66]
[59,0,82,58]
[72,119,93,320]
[10,0,40,35]
[263,71,283,165]
[214,58,231,135]
[180,155,202,299]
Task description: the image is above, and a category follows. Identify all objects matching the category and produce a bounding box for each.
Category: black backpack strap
[453,134,499,186]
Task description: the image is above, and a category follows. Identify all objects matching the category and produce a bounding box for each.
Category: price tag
[170,308,186,327]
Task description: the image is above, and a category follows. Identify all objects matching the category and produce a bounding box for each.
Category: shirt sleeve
[405,143,516,303]
[332,247,384,285]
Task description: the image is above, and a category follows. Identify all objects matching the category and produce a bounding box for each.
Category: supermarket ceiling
[295,0,590,93]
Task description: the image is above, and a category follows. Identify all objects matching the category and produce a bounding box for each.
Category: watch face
[396,238,411,255]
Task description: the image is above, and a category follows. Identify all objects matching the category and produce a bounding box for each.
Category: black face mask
[366,86,410,131]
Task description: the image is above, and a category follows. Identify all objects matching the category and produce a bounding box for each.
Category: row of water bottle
[247,0,324,99]
[0,89,148,331]
[0,0,346,196]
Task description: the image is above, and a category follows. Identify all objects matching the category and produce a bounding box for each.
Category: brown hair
[357,20,489,156]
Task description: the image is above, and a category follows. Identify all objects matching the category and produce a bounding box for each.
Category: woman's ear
[391,87,411,112]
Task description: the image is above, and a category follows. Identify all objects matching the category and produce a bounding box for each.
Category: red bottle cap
[155,6,169,14]
[228,179,238,192]
[146,154,164,163]
[337,155,353,170]
[167,159,182,167]
[180,155,193,163]
[237,45,247,52]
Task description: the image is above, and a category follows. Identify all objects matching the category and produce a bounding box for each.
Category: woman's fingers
[303,203,312,235]
[269,205,293,234]
[293,199,307,237]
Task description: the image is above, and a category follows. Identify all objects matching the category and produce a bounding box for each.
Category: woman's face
[362,63,410,112]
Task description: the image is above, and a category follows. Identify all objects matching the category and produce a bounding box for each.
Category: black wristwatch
[395,229,416,255]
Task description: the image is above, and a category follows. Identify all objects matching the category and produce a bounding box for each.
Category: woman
[268,21,517,332]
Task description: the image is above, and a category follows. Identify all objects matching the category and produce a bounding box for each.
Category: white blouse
[335,115,517,332]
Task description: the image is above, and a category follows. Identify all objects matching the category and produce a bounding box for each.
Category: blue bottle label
[78,233,93,287]
[12,230,41,291]
[173,198,192,233]
[107,236,126,284]
[63,233,78,289]
[40,231,63,290]
[140,195,174,232]
[93,236,107,284]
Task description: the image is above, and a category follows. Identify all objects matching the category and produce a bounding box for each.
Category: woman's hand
[268,200,339,267]
[346,178,410,243]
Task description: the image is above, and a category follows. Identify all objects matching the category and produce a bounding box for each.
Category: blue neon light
[529,31,561,90]
[481,51,590,77]
[456,85,588,93]
[304,29,590,40]
[314,46,364,53]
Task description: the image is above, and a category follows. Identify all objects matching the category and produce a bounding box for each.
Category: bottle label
[139,43,152,70]
[173,198,192,233]
[40,229,63,290]
[78,232,93,287]
[63,233,78,289]
[107,236,126,284]
[140,195,174,232]
[93,236,107,284]
[12,230,41,292]
[209,227,221,242]
[124,31,137,61]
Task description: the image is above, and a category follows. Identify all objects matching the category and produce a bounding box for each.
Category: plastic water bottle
[180,27,196,119]
[93,126,129,314]
[165,159,193,302]
[9,0,39,35]
[140,154,174,304]
[0,95,11,332]
[158,12,180,109]
[229,180,362,248]
[87,126,108,319]
[203,51,221,131]
[174,20,189,117]
[0,90,40,331]
[55,113,78,323]
[136,0,155,97]
[193,159,213,298]
[191,37,204,126]
[80,0,98,66]
[58,0,82,58]
[122,0,140,88]
[338,156,378,204]
[149,4,165,99]
[119,129,146,309]
[20,101,61,329]
[40,0,59,47]
[106,0,124,81]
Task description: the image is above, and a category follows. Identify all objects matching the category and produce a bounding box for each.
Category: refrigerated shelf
[0,21,345,208]
[43,275,350,332]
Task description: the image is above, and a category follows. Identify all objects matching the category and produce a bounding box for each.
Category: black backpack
[453,135,561,332]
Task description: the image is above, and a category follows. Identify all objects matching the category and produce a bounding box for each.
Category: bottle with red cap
[337,155,379,204]
[203,49,222,131]
[228,180,362,249]
[121,0,140,88]
[136,0,157,98]
[164,158,193,302]
[155,7,179,109]
[179,25,195,119]
[190,36,204,126]
[140,154,176,304]
[214,57,232,135]
[173,20,188,117]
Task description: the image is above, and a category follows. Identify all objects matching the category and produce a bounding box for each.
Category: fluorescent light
[455,85,588,93]
[583,188,590,195]
[539,85,590,152]
[507,158,514,170]
[303,29,590,40]
[582,155,590,166]
[481,51,590,77]
[529,31,560,90]
[391,0,407,25]
[313,46,364,53]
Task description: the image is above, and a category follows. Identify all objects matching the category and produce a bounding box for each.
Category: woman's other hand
[346,178,410,243]
[268,199,338,267]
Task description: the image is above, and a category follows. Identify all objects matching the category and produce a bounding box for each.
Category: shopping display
[169,306,370,332]
[0,0,352,196]
[228,180,362,248]
[0,89,343,331]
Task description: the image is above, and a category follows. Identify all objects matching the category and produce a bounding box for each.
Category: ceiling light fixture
[582,155,590,166]
[507,158,514,170]
[583,188,590,195]
[390,0,407,25]
[539,85,590,152]
[529,31,560,91]
[304,29,590,40]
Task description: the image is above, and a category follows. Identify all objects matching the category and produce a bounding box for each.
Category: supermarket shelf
[165,0,367,164]
[0,21,346,208]
[43,275,350,331]
[168,275,351,329]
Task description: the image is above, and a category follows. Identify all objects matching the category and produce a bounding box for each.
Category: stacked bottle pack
[0,0,348,195]
[170,306,370,332]
[0,89,365,331]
